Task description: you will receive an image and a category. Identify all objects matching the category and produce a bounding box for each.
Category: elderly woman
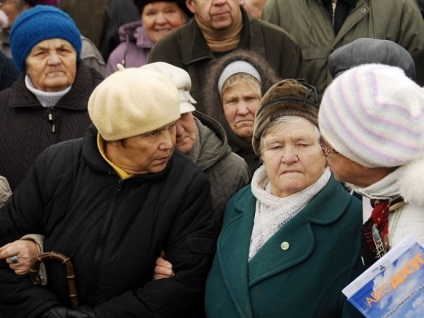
[203,49,279,174]
[106,0,191,74]
[0,5,103,191]
[204,79,365,317]
[0,62,249,281]
[0,0,106,76]
[0,66,215,317]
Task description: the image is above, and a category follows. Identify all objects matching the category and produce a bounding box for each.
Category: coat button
[280,242,290,251]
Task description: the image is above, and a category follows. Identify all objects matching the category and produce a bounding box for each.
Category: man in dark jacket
[148,0,301,107]
[0,67,216,317]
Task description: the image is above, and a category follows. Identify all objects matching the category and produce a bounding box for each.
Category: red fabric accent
[370,199,390,243]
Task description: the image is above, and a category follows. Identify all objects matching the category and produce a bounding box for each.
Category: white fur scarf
[348,156,424,206]
[398,157,424,206]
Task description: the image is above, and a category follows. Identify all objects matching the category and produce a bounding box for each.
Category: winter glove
[42,306,96,318]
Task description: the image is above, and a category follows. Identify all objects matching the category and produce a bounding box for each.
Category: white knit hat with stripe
[319,63,424,168]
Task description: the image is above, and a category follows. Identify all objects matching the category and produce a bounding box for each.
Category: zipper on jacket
[46,107,56,133]
[87,179,123,304]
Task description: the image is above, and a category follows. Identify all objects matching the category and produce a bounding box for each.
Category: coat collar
[216,176,351,316]
[10,63,103,111]
[180,6,253,66]
[82,124,175,182]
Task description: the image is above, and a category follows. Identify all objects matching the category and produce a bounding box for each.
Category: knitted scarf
[347,168,404,268]
[249,166,331,260]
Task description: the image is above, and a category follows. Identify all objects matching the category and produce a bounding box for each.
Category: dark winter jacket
[192,111,250,227]
[0,63,103,190]
[0,125,216,318]
[412,49,424,86]
[0,50,19,91]
[98,0,140,61]
[148,6,301,107]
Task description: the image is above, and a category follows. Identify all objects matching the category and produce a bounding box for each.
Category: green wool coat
[205,176,365,318]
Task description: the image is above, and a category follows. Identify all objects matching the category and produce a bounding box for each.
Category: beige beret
[140,62,196,114]
[88,68,180,141]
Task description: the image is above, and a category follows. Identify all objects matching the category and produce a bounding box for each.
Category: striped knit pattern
[319,64,424,168]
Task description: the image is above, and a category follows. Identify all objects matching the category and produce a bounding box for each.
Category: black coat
[0,63,103,190]
[0,125,216,317]
[0,51,19,91]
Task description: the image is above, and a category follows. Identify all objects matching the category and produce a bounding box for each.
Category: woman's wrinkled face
[186,0,241,31]
[322,139,391,188]
[261,117,326,198]
[25,39,77,92]
[175,112,197,154]
[142,1,188,44]
[106,121,177,175]
[222,81,261,142]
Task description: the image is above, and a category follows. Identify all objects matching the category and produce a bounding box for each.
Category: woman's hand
[153,251,175,279]
[0,239,39,275]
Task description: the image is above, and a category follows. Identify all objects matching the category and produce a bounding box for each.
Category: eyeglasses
[0,0,18,7]
[320,138,339,157]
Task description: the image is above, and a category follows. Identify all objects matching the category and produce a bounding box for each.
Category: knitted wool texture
[88,68,180,141]
[319,64,424,168]
[253,79,321,155]
[10,5,81,72]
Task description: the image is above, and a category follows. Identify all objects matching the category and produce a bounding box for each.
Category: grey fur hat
[328,38,416,80]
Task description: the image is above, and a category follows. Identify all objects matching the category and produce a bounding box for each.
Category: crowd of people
[0,0,424,317]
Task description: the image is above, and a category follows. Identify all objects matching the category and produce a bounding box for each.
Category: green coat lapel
[248,177,352,285]
[248,207,315,286]
[216,187,255,317]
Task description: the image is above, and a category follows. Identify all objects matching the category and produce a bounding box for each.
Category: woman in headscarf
[202,49,279,173]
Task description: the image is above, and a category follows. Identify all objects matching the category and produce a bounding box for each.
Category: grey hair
[257,116,321,156]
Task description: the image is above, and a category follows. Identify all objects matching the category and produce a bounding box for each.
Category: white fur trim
[398,156,424,206]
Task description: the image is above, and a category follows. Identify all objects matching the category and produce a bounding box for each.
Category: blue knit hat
[10,5,81,72]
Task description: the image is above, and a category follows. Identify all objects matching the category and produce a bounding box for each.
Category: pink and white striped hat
[319,63,424,168]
